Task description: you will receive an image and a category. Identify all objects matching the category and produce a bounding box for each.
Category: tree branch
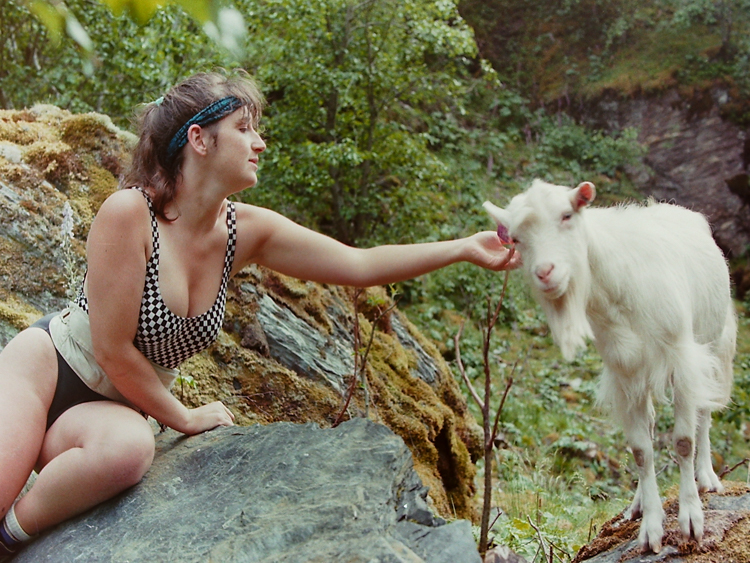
[453,320,484,410]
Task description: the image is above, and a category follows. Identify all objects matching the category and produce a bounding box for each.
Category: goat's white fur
[484,179,736,553]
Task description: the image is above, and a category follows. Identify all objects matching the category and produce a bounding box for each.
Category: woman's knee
[103,422,155,486]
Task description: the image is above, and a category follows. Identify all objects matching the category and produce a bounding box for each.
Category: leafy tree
[238,0,481,245]
[0,0,227,124]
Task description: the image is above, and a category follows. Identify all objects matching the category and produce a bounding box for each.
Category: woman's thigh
[39,401,155,475]
[0,327,58,514]
[16,402,155,534]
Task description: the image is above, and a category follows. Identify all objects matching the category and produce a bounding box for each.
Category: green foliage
[24,0,246,60]
[1,0,227,126]
[461,0,750,106]
[526,113,645,180]
[237,0,480,245]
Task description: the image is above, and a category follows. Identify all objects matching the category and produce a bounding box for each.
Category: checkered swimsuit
[77,188,237,369]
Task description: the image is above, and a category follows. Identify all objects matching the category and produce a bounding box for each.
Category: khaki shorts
[49,303,179,403]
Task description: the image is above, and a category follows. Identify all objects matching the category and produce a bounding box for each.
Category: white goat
[484,179,736,553]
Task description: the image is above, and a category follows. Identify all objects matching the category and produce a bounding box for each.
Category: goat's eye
[512,237,520,245]
[561,212,573,222]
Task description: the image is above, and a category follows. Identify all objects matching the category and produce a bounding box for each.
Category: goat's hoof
[624,503,642,521]
[696,473,723,493]
[638,514,665,554]
[640,539,662,555]
[679,500,705,543]
[680,518,704,545]
[695,468,724,493]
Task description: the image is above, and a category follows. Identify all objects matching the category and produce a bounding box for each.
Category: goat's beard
[533,265,594,361]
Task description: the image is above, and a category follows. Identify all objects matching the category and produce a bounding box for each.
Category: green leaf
[65,11,93,51]
[129,0,164,23]
[174,0,212,22]
[28,1,65,41]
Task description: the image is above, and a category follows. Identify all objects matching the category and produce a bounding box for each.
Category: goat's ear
[571,182,596,211]
[482,201,511,226]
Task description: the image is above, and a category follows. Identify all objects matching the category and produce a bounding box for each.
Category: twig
[490,253,513,329]
[333,289,364,427]
[527,516,547,561]
[454,320,484,410]
[478,270,512,556]
[490,373,515,448]
[488,507,504,531]
[357,299,398,417]
[527,517,570,563]
[719,457,750,480]
[333,289,398,426]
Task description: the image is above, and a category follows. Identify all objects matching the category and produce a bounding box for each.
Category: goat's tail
[713,304,737,403]
[672,337,732,413]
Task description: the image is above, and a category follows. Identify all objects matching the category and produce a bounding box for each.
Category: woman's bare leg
[14,401,155,535]
[0,328,57,519]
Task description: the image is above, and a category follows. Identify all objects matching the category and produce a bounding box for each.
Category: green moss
[61,113,128,152]
[22,140,81,189]
[0,299,40,330]
[0,110,57,145]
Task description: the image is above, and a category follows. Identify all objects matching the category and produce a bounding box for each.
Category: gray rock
[391,314,441,385]
[483,545,529,563]
[582,90,750,258]
[579,541,683,563]
[11,418,481,563]
[242,283,355,394]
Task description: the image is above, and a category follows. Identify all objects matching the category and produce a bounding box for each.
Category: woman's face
[207,108,266,191]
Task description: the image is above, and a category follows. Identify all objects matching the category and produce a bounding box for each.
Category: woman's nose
[253,135,266,153]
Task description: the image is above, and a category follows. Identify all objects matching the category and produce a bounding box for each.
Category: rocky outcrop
[581,88,750,258]
[11,418,481,563]
[0,106,482,521]
[573,482,750,563]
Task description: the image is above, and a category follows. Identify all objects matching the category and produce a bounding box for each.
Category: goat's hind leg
[673,388,704,543]
[695,408,723,493]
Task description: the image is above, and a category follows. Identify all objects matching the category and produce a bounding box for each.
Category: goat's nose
[535,263,554,281]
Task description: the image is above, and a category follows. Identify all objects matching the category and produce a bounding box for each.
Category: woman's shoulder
[91,188,153,232]
[100,188,150,214]
[233,201,288,225]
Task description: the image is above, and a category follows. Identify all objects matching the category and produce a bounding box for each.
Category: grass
[579,25,723,98]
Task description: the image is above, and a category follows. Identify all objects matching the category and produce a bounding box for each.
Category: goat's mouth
[542,285,561,297]
[538,281,566,300]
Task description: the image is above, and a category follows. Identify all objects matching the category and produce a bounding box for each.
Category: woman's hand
[464,231,522,271]
[182,401,235,436]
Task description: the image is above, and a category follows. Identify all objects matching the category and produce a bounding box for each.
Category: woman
[0,71,518,555]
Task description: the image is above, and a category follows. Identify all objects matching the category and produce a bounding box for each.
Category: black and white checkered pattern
[78,188,236,369]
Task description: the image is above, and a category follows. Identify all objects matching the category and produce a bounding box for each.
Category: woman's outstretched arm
[233,204,519,286]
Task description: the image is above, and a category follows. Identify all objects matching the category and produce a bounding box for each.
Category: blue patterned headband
[166,96,244,160]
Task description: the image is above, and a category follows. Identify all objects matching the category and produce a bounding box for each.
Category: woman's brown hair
[121,70,265,220]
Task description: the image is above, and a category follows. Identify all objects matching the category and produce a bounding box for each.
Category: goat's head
[484,179,595,299]
[483,180,597,360]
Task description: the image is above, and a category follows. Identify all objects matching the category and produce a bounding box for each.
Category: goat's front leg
[673,392,704,543]
[695,408,723,493]
[623,395,665,553]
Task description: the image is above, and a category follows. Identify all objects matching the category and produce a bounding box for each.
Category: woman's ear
[186,124,209,156]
